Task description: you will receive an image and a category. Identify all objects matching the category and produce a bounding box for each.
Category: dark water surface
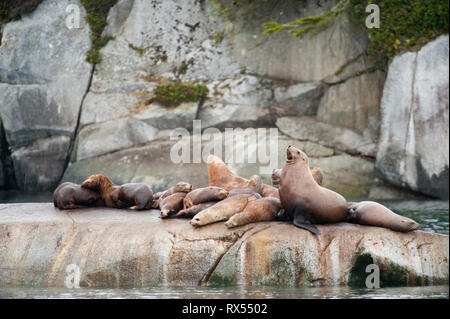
[0,193,448,299]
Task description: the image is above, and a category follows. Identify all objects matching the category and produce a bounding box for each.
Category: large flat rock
[0,203,447,288]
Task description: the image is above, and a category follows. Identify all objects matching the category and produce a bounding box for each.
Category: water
[0,285,448,299]
[0,192,448,299]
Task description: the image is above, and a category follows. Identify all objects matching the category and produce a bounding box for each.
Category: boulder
[0,0,92,191]
[0,203,447,288]
[276,116,377,157]
[376,35,449,199]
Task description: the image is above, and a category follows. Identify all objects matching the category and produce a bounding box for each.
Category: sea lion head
[400,218,421,232]
[81,174,114,191]
[286,145,309,165]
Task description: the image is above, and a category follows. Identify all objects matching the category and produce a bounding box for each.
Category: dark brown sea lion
[228,175,262,197]
[160,192,187,218]
[81,174,126,209]
[173,201,219,218]
[225,197,281,228]
[152,182,193,209]
[53,182,104,209]
[279,146,348,235]
[190,193,261,227]
[110,183,153,210]
[346,201,420,232]
[183,186,228,209]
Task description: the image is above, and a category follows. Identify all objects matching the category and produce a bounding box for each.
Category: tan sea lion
[183,186,228,209]
[190,193,260,227]
[346,201,420,232]
[279,146,348,235]
[53,182,104,209]
[228,175,262,197]
[173,201,218,218]
[109,183,153,210]
[225,197,281,228]
[81,174,127,208]
[152,182,193,208]
[160,192,187,218]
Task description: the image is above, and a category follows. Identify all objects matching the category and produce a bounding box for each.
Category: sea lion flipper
[275,209,290,221]
[292,205,320,235]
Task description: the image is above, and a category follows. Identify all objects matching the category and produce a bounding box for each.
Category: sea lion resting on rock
[174,201,219,218]
[160,192,187,218]
[347,201,420,232]
[53,182,104,209]
[278,146,420,235]
[228,175,262,197]
[190,193,261,227]
[225,197,281,228]
[279,146,349,235]
[183,186,228,209]
[152,182,193,208]
[81,174,152,210]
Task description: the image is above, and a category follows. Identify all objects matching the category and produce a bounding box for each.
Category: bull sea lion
[183,186,228,209]
[279,146,348,235]
[173,201,218,218]
[53,182,104,209]
[109,183,153,210]
[81,174,127,209]
[225,197,281,228]
[160,192,187,218]
[347,201,420,232]
[190,193,260,227]
[152,182,193,208]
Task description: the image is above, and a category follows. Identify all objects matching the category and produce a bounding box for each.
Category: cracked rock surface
[0,203,448,288]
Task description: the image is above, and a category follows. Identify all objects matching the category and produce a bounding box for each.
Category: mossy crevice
[0,0,44,26]
[81,0,119,64]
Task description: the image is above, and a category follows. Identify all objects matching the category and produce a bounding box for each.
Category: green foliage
[262,0,349,37]
[152,83,209,107]
[0,0,44,25]
[81,0,119,64]
[128,43,145,56]
[349,0,449,68]
[348,252,374,287]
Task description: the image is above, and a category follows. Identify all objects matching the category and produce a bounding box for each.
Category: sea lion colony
[53,147,420,234]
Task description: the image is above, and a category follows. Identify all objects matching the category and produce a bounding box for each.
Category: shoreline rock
[0,203,447,288]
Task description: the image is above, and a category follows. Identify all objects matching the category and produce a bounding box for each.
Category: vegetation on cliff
[152,83,209,107]
[0,0,44,25]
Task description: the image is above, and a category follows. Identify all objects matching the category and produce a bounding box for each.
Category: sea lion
[152,182,193,208]
[173,201,219,218]
[53,182,104,209]
[110,183,153,210]
[160,192,187,218]
[190,193,260,227]
[183,186,228,209]
[279,146,348,235]
[346,201,420,232]
[225,197,281,228]
[228,175,262,197]
[81,174,127,208]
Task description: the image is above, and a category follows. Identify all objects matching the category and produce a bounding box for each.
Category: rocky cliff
[0,203,448,288]
[0,0,448,199]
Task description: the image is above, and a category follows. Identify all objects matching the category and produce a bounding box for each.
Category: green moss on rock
[348,251,375,287]
[152,83,209,107]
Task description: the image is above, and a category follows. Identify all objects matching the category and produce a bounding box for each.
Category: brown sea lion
[225,197,281,228]
[228,175,262,197]
[110,183,153,210]
[346,201,420,232]
[279,146,348,235]
[173,201,219,218]
[152,182,193,208]
[160,192,187,218]
[190,193,261,227]
[53,182,104,209]
[81,174,127,208]
[183,186,228,209]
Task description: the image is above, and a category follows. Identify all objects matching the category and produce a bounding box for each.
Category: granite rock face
[0,0,93,191]
[0,203,447,288]
[376,35,449,199]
